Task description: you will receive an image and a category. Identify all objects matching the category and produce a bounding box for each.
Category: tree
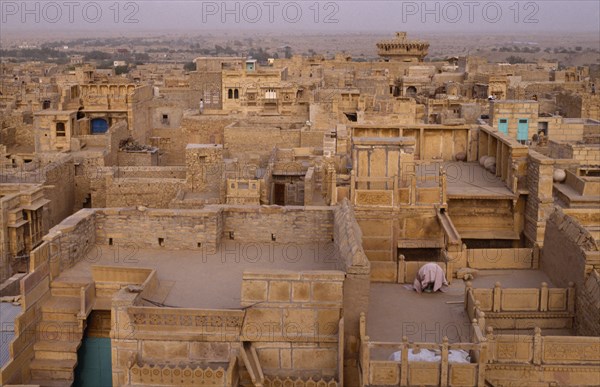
[115,65,129,75]
[506,56,527,64]
[183,61,196,71]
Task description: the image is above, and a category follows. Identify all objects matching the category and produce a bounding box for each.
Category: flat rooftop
[58,241,339,309]
[0,303,20,368]
[367,269,557,357]
[367,281,469,348]
[417,162,514,199]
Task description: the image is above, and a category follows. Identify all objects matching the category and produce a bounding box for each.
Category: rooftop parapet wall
[94,207,222,252]
[547,208,598,254]
[71,205,336,254]
[333,199,369,275]
[221,205,334,245]
[44,209,97,278]
[548,140,600,165]
[577,270,600,336]
[477,124,528,193]
[524,150,555,246]
[542,207,598,337]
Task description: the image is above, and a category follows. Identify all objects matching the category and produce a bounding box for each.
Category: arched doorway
[406,86,417,97]
[90,118,108,134]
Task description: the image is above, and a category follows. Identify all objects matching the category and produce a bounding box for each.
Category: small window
[228,89,233,99]
[499,119,508,124]
[234,89,239,99]
[519,119,528,124]
[158,238,165,247]
[56,122,66,137]
[161,114,169,125]
[109,238,113,246]
[229,231,234,240]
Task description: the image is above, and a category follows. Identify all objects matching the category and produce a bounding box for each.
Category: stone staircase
[29,278,92,387]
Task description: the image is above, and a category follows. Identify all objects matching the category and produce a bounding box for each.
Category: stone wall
[332,199,370,386]
[557,92,600,120]
[224,123,303,165]
[577,270,600,336]
[548,141,600,165]
[222,206,333,244]
[541,208,600,336]
[1,111,34,150]
[44,209,97,277]
[186,144,224,196]
[0,246,51,385]
[524,151,555,247]
[490,100,538,141]
[104,176,184,208]
[241,270,344,379]
[94,207,222,252]
[116,150,159,167]
[547,118,585,142]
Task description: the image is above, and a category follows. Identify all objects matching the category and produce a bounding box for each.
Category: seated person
[413,263,448,293]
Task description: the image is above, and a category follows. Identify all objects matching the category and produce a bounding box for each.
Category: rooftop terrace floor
[367,270,556,348]
[59,241,339,309]
[367,282,469,346]
[416,162,514,199]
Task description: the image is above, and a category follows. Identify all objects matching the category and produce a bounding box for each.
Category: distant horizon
[1,1,599,38]
[1,29,599,39]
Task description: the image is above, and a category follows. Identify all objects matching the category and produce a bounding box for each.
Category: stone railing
[485,327,600,366]
[352,177,397,207]
[264,376,339,386]
[128,355,238,386]
[127,306,245,340]
[468,282,575,314]
[465,282,575,330]
[358,313,485,387]
[465,248,536,269]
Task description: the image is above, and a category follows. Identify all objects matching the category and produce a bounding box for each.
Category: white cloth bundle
[388,349,470,364]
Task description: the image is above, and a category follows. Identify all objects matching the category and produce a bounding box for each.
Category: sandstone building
[0,32,598,387]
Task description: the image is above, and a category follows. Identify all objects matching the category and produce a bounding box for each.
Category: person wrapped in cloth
[413,263,449,293]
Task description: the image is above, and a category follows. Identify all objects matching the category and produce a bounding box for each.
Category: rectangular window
[56,122,66,137]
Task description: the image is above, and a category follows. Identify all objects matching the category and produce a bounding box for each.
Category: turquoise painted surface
[74,337,112,387]
[498,119,508,135]
[517,119,529,141]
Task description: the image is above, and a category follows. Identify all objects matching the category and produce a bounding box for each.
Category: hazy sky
[1,0,599,34]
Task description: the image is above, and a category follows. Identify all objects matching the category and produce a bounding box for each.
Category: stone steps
[36,320,82,342]
[41,310,78,322]
[29,290,87,386]
[30,359,77,381]
[41,296,81,314]
[29,378,73,387]
[34,340,80,361]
